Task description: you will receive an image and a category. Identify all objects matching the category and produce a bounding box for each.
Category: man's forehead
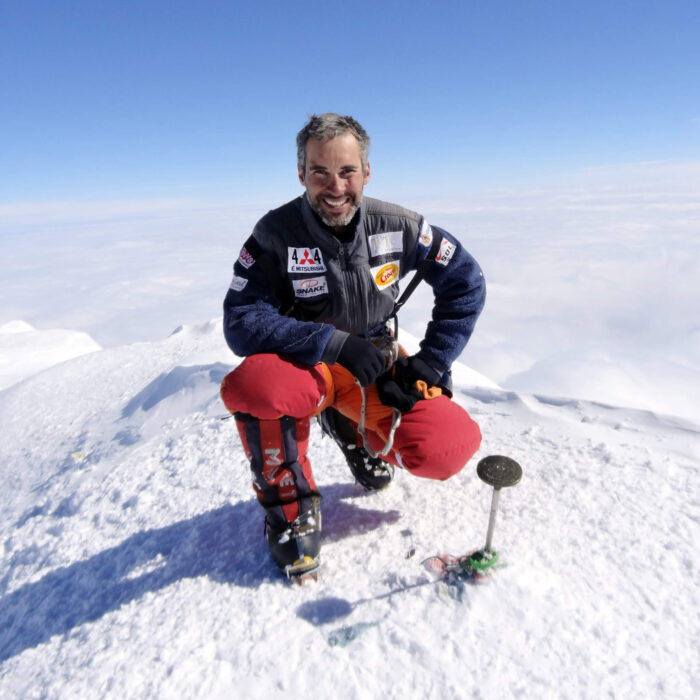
[306,134,362,160]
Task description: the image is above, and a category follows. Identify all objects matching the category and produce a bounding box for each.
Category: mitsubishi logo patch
[288,247,327,273]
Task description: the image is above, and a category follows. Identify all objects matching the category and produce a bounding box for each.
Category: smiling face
[298,132,371,230]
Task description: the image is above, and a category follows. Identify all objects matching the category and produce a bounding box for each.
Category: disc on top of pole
[476,455,522,489]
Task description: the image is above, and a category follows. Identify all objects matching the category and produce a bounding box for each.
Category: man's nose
[326,174,344,193]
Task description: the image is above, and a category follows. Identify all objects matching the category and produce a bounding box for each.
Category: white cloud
[0,198,202,224]
[1,162,699,421]
[0,196,272,236]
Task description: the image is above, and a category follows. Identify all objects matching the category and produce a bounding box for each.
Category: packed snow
[1,172,699,698]
[0,320,697,698]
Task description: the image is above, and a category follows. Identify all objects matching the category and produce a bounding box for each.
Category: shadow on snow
[0,482,398,663]
[121,363,231,418]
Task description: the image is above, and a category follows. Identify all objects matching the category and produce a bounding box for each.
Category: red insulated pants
[220,354,482,522]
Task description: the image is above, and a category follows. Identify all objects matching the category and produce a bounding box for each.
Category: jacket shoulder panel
[361,197,422,226]
[254,197,304,238]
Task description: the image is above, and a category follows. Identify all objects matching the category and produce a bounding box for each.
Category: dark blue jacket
[223,195,485,380]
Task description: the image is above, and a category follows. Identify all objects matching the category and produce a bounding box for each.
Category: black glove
[336,335,387,387]
[398,355,443,387]
[376,369,422,412]
[376,356,443,413]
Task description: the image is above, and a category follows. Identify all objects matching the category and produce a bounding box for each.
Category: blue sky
[1,0,699,203]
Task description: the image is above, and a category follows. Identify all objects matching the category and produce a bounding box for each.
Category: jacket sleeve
[222,236,345,366]
[409,224,486,377]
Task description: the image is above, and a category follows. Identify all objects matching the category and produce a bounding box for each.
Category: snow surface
[0,321,101,391]
[1,320,698,699]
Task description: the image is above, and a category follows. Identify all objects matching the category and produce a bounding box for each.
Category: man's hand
[376,371,422,412]
[336,336,387,387]
[376,356,443,413]
[397,355,443,387]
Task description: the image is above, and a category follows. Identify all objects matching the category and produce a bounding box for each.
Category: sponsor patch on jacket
[238,246,255,269]
[229,275,248,292]
[418,220,433,247]
[292,276,328,298]
[288,247,327,273]
[435,238,456,266]
[368,230,403,257]
[371,262,400,289]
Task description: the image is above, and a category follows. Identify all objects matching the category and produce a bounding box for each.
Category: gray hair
[296,113,370,173]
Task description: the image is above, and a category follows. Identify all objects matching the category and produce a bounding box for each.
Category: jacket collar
[301,193,365,243]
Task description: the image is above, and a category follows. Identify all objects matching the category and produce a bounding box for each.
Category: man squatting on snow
[220,113,485,576]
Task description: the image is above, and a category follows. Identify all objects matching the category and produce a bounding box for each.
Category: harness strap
[392,230,443,315]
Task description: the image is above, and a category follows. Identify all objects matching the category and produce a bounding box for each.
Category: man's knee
[383,397,482,480]
[220,354,333,419]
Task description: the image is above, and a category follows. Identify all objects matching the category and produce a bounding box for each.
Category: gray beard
[311,195,363,230]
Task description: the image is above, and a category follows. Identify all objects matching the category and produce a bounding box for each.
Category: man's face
[298,132,371,229]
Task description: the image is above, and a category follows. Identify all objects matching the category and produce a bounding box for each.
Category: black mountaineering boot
[319,408,395,491]
[265,496,322,579]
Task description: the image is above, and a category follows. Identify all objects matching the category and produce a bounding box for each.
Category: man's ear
[363,160,371,185]
[298,166,306,186]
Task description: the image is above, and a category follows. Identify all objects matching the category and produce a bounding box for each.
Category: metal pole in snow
[476,456,522,554]
[483,487,502,553]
